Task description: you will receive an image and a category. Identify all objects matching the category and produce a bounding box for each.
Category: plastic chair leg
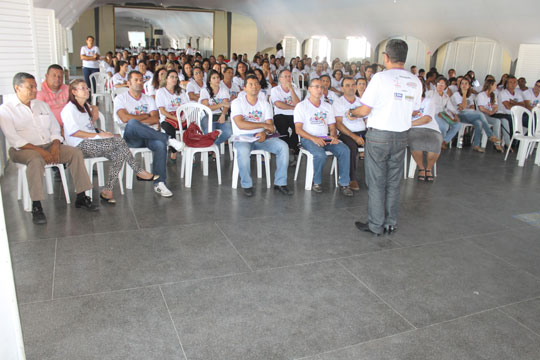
[97,161,105,186]
[256,154,262,178]
[55,165,71,204]
[332,157,338,187]
[45,168,54,194]
[304,154,314,191]
[264,152,271,188]
[185,149,194,188]
[215,150,222,185]
[231,151,239,189]
[294,152,303,181]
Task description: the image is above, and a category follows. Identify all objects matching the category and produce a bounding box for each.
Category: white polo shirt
[80,46,100,69]
[475,91,498,112]
[112,72,128,86]
[294,98,335,137]
[411,97,440,133]
[199,86,230,114]
[332,95,366,132]
[220,80,241,99]
[270,85,302,116]
[114,92,158,129]
[230,93,273,135]
[0,97,63,149]
[186,80,204,101]
[360,69,422,132]
[155,87,189,122]
[426,89,449,114]
[61,101,97,147]
[448,92,476,115]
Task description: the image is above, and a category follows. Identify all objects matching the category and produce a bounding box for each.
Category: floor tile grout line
[51,238,58,300]
[159,286,189,360]
[127,196,141,230]
[336,261,418,330]
[467,239,540,282]
[295,295,540,360]
[497,308,540,338]
[214,222,254,272]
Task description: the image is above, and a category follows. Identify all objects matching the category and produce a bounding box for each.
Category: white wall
[437,36,506,82]
[515,44,540,86]
[379,35,427,71]
[34,8,58,84]
[330,39,348,62]
[283,36,300,60]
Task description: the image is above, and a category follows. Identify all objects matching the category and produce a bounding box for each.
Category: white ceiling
[115,7,213,41]
[34,0,540,58]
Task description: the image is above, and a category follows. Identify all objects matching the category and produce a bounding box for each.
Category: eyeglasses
[76,87,89,91]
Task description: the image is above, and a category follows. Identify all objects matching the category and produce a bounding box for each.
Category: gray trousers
[364,129,408,234]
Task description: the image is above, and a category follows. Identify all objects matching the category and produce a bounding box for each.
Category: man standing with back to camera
[348,39,422,236]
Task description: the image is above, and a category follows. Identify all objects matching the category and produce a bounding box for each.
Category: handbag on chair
[182,122,219,148]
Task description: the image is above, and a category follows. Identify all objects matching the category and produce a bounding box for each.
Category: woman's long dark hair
[458,78,472,99]
[235,62,247,78]
[68,79,92,115]
[152,68,166,90]
[182,62,193,80]
[165,70,182,95]
[206,69,222,98]
[482,79,497,105]
[115,60,126,74]
[254,68,269,90]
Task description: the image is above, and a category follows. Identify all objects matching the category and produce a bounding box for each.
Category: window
[347,36,371,60]
[128,31,146,48]
[305,36,331,62]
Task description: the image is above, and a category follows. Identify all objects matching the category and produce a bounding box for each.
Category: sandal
[417,169,426,181]
[100,192,116,205]
[425,169,434,182]
[473,146,485,153]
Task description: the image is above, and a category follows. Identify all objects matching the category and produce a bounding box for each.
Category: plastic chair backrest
[89,72,110,94]
[510,106,532,136]
[175,103,212,143]
[143,81,151,94]
[532,107,540,137]
[112,86,129,99]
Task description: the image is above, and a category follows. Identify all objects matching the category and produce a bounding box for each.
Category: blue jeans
[300,138,350,186]
[83,67,99,91]
[435,114,462,143]
[200,115,233,146]
[364,129,408,234]
[123,119,168,183]
[458,111,494,147]
[234,137,289,188]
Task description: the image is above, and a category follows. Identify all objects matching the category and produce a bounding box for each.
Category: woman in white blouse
[198,70,232,147]
[61,80,157,204]
[476,79,508,152]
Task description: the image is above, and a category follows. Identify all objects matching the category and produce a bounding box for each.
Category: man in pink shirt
[36,64,69,127]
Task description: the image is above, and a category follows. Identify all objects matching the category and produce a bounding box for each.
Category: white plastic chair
[294,145,338,191]
[505,106,538,167]
[113,114,153,189]
[231,145,271,189]
[176,103,222,188]
[112,86,129,99]
[89,72,112,116]
[143,81,152,95]
[17,163,70,212]
[456,122,490,149]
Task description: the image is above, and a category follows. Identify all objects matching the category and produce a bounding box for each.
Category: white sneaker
[168,138,185,152]
[153,182,173,197]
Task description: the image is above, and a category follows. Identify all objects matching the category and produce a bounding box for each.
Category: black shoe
[243,187,254,197]
[312,184,323,193]
[355,221,380,236]
[32,206,47,225]
[75,195,99,211]
[384,225,397,234]
[274,185,293,195]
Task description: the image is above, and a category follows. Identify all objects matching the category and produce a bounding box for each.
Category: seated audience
[476,79,509,151]
[36,64,69,127]
[114,71,183,198]
[221,67,241,100]
[155,69,189,162]
[199,69,233,147]
[112,61,129,88]
[0,73,98,224]
[408,85,443,182]
[523,79,540,110]
[294,78,353,196]
[233,62,248,89]
[254,68,271,97]
[270,69,302,165]
[145,67,167,98]
[320,74,339,105]
[231,75,292,197]
[428,76,461,149]
[330,69,344,96]
[186,67,205,102]
[498,76,529,131]
[336,76,366,191]
[61,79,158,204]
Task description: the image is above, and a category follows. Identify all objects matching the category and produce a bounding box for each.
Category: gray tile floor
[3,133,540,359]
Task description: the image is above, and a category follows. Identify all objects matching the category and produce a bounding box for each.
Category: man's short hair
[342,76,355,85]
[13,72,34,89]
[410,65,417,69]
[385,39,408,63]
[47,64,63,74]
[278,69,291,79]
[308,78,321,87]
[128,70,142,81]
[319,74,331,82]
[435,75,448,86]
[426,70,437,79]
[224,67,234,73]
[86,35,94,41]
[245,74,259,84]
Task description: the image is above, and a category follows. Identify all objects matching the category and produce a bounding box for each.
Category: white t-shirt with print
[61,102,97,147]
[360,69,422,132]
[270,85,302,116]
[186,80,204,101]
[199,86,231,114]
[155,87,189,122]
[230,93,273,135]
[294,98,335,137]
[80,46,100,68]
[332,95,366,132]
[475,91,498,112]
[426,89,449,114]
[233,76,245,89]
[331,77,343,92]
[112,73,128,86]
[497,89,524,115]
[448,92,476,115]
[114,92,158,130]
[522,88,540,107]
[321,90,339,106]
[220,80,241,99]
[411,97,440,132]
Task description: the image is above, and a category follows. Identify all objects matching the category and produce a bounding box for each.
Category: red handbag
[182,122,219,148]
[165,111,187,130]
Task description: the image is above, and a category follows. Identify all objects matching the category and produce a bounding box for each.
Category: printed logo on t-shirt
[134,104,149,115]
[284,96,293,105]
[407,82,418,89]
[323,96,334,105]
[412,108,424,120]
[246,110,263,122]
[310,111,328,125]
[394,93,403,100]
[171,97,183,107]
[405,95,414,102]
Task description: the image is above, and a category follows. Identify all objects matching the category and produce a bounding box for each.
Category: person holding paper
[62,79,158,204]
[294,78,353,196]
[231,74,292,197]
